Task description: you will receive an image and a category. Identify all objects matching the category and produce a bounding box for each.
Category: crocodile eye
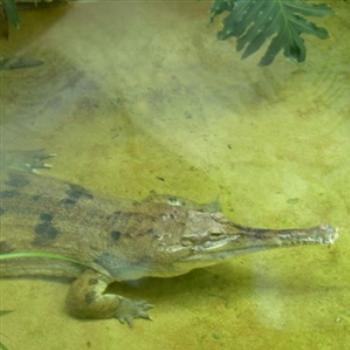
[210,232,224,240]
[210,232,221,236]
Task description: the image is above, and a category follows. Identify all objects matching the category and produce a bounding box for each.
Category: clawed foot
[4,149,56,173]
[24,149,56,174]
[116,298,154,327]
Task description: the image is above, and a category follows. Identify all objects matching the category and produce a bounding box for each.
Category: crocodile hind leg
[66,269,153,326]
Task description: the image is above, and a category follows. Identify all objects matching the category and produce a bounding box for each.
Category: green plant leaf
[211,0,333,65]
[209,0,235,22]
[1,0,20,28]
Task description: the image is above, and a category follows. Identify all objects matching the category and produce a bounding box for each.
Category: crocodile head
[149,209,338,277]
[98,198,338,280]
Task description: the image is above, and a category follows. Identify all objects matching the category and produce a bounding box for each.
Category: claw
[138,311,152,320]
[115,298,153,326]
[118,316,134,328]
[20,150,56,173]
[126,317,134,328]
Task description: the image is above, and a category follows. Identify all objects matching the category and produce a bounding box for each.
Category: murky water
[0,1,349,349]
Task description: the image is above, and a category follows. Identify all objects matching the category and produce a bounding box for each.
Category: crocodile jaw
[172,223,339,273]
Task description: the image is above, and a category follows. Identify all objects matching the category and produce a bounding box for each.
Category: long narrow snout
[231,223,338,251]
[182,222,339,264]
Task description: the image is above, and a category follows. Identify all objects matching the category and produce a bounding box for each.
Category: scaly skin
[0,150,338,325]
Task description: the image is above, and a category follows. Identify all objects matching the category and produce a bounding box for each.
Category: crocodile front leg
[66,269,153,326]
[1,149,55,173]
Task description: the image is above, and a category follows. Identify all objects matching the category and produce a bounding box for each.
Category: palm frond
[1,0,19,28]
[211,0,333,65]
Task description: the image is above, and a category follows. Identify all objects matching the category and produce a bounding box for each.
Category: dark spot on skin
[5,173,30,188]
[39,212,54,222]
[34,223,60,242]
[84,291,96,305]
[33,212,60,245]
[60,183,93,207]
[227,144,232,150]
[0,241,15,253]
[156,176,165,182]
[110,230,122,241]
[0,190,18,198]
[88,278,98,285]
[31,195,41,201]
[0,207,5,216]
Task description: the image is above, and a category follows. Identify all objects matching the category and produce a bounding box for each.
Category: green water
[0,1,349,349]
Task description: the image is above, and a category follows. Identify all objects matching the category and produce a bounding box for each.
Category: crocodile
[0,150,338,325]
